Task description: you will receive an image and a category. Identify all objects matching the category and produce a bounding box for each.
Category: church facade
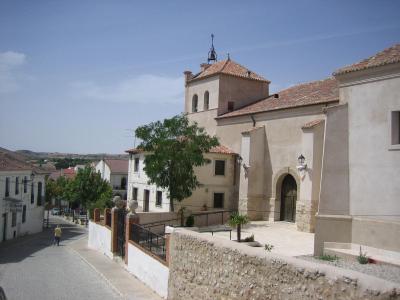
[127,42,400,255]
[185,43,400,254]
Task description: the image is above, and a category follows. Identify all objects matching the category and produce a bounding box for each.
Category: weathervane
[208,34,217,64]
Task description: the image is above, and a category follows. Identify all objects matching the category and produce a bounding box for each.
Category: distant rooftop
[104,159,128,174]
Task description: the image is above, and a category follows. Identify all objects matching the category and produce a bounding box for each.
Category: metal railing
[130,223,166,261]
[142,210,235,234]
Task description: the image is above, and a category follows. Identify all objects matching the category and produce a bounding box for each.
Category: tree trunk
[170,197,174,212]
[237,224,241,242]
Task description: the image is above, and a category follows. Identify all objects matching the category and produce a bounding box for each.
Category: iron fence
[142,210,235,235]
[130,223,166,261]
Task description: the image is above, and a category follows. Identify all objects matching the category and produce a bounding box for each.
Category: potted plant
[228,212,249,242]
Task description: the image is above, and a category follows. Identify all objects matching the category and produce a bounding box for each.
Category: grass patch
[318,254,339,262]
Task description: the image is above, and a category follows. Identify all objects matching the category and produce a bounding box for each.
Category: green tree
[135,114,219,211]
[67,166,113,211]
[228,212,249,242]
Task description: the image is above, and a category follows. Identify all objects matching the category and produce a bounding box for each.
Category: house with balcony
[95,159,129,200]
[0,148,49,242]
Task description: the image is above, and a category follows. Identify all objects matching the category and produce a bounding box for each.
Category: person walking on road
[54,224,62,246]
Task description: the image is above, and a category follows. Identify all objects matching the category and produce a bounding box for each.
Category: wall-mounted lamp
[296,154,307,171]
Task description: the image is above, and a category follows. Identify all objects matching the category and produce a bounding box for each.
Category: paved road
[0,217,121,300]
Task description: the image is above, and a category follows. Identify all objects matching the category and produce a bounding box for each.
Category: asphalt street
[0,216,121,300]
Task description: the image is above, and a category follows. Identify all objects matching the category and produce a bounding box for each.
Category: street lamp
[297,154,307,171]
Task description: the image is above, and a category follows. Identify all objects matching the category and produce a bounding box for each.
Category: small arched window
[204,91,209,111]
[192,94,198,112]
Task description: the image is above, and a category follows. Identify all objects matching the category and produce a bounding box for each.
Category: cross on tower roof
[208,34,217,64]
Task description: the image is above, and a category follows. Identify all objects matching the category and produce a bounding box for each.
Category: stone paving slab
[69,237,162,300]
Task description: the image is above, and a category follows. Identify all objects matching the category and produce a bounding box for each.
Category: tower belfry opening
[208,34,217,64]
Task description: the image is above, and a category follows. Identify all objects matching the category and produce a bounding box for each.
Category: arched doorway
[280,174,297,222]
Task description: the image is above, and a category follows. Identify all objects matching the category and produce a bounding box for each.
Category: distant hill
[15,149,128,160]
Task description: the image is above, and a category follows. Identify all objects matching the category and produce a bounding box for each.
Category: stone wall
[168,229,400,300]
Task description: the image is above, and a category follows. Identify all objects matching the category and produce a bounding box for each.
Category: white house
[125,146,237,213]
[0,148,49,242]
[95,159,129,200]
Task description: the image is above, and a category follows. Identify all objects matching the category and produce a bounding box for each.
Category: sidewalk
[68,236,162,300]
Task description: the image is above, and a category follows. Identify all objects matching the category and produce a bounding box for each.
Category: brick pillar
[93,208,100,223]
[165,234,171,266]
[125,213,140,264]
[104,208,111,227]
[111,207,118,253]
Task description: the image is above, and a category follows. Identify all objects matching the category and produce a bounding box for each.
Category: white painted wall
[88,221,113,259]
[127,152,236,213]
[127,242,169,299]
[0,171,45,242]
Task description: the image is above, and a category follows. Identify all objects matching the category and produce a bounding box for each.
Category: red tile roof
[334,44,400,75]
[217,78,339,119]
[302,119,324,129]
[49,168,76,180]
[209,145,236,155]
[189,59,270,83]
[104,159,128,174]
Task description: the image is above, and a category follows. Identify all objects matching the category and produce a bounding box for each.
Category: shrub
[185,215,195,227]
[318,254,338,262]
[357,246,369,264]
[264,244,274,252]
[228,212,249,242]
[243,234,254,242]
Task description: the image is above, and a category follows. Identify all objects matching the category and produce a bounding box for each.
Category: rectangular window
[213,193,224,209]
[23,176,27,193]
[5,177,10,197]
[15,177,19,195]
[11,212,16,227]
[228,101,234,112]
[214,160,226,176]
[391,111,400,145]
[31,182,34,204]
[22,205,26,223]
[132,187,138,200]
[37,182,42,206]
[134,158,140,172]
[156,191,162,207]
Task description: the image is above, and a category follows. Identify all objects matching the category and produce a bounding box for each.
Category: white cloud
[71,74,184,104]
[0,51,26,93]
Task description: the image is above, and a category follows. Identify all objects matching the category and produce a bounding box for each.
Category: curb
[67,242,124,298]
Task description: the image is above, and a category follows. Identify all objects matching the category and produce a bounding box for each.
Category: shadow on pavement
[0,217,87,264]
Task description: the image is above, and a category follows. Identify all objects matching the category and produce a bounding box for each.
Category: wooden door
[280,175,297,222]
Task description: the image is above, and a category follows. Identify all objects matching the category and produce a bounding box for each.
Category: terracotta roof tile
[302,119,324,129]
[189,59,270,83]
[209,145,236,155]
[104,159,128,173]
[334,44,400,75]
[49,168,76,180]
[217,78,338,119]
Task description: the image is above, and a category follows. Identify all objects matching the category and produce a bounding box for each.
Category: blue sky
[0,0,399,154]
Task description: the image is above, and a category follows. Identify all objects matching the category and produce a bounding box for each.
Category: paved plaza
[0,216,159,300]
[200,221,315,257]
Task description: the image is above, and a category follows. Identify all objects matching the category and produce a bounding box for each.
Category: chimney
[184,71,193,83]
[200,63,211,72]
